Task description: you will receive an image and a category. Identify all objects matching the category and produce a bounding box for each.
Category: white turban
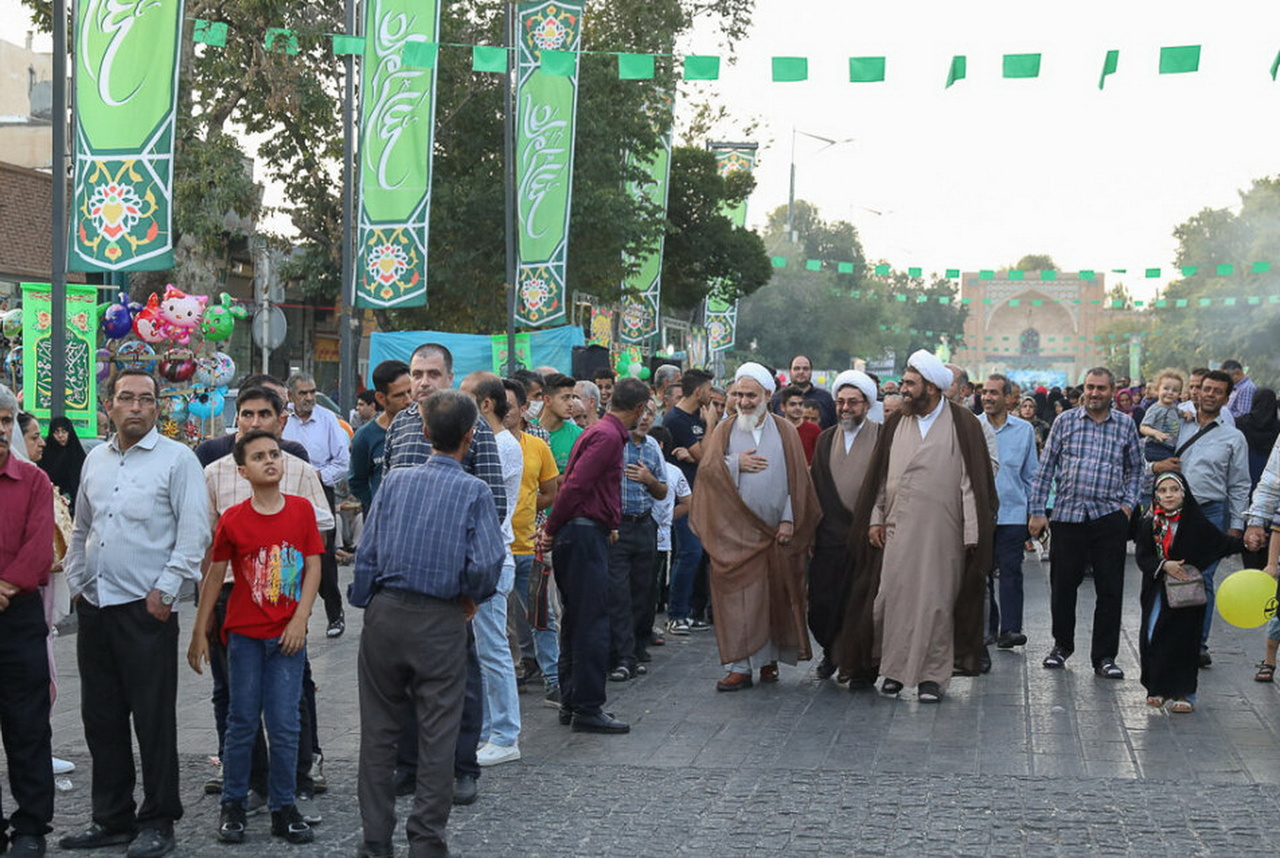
[734,362,776,394]
[907,349,953,392]
[833,370,877,406]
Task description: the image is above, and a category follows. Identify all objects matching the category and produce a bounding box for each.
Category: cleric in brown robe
[690,363,820,692]
[808,370,880,679]
[833,350,997,702]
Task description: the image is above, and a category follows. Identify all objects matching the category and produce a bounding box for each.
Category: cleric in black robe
[1135,471,1242,708]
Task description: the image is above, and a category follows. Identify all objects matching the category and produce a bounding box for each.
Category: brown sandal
[1255,662,1275,683]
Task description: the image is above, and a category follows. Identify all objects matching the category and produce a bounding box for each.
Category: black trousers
[554,520,611,718]
[1049,511,1129,666]
[77,599,182,831]
[320,485,344,624]
[607,515,657,670]
[396,624,482,781]
[0,593,53,838]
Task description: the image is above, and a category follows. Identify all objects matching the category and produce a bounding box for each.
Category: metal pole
[503,2,519,375]
[786,127,795,244]
[50,0,68,416]
[337,0,358,411]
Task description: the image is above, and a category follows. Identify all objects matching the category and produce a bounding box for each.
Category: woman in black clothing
[1135,472,1242,713]
[39,415,87,513]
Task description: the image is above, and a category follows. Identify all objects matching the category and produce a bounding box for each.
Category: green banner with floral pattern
[705,142,757,352]
[355,0,441,308]
[514,1,584,327]
[619,98,674,346]
[69,0,184,271]
[20,283,98,431]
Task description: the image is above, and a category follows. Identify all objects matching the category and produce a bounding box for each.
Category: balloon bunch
[613,345,651,381]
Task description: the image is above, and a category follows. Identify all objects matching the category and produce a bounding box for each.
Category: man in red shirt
[781,385,822,464]
[0,385,55,856]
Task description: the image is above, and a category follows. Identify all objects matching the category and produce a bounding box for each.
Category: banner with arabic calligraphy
[619,100,674,346]
[20,283,98,433]
[705,142,757,352]
[514,1,584,327]
[69,0,184,271]
[355,0,440,308]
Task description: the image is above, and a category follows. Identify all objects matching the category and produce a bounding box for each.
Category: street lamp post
[786,128,854,243]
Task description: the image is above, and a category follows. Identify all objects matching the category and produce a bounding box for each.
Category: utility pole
[503,2,519,375]
[337,0,359,412]
[50,0,68,415]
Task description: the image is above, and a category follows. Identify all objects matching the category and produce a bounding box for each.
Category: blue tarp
[367,326,585,386]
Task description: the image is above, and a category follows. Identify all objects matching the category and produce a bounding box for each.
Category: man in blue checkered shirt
[1029,367,1142,680]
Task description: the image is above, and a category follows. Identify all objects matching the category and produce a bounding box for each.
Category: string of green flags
[865,321,1180,345]
[836,291,1280,310]
[187,22,1280,86]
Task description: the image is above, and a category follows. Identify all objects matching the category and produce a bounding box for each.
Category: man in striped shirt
[1029,367,1142,680]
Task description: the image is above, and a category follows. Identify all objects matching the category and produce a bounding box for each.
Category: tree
[1014,254,1058,272]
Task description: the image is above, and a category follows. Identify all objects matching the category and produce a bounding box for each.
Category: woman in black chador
[1135,471,1242,713]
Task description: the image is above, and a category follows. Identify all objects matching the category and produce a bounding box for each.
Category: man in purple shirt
[540,378,650,734]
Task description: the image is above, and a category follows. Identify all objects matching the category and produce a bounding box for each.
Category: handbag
[528,548,554,631]
[1164,563,1206,609]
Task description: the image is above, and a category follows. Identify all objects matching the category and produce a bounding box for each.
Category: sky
[5,0,1279,301]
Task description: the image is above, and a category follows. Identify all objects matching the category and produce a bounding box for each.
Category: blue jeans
[474,559,521,748]
[223,633,306,811]
[513,554,559,686]
[667,517,702,622]
[992,524,1028,635]
[1199,500,1228,649]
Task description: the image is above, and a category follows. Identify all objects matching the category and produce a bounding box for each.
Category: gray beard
[839,416,862,432]
[735,409,765,434]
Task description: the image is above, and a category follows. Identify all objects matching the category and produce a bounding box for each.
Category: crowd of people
[1,344,1278,857]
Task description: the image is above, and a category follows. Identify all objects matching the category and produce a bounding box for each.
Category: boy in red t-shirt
[780,385,822,464]
[189,431,323,845]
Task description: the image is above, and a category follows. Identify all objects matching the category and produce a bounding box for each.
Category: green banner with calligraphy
[21,283,98,432]
[70,0,185,271]
[619,99,674,346]
[355,0,441,308]
[705,142,757,352]
[514,1,584,327]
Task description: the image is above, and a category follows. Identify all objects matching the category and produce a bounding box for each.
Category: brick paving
[24,551,1280,855]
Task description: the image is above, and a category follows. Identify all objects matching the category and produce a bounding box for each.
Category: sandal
[1169,699,1195,714]
[1145,695,1166,707]
[608,666,631,682]
[881,678,904,695]
[1255,662,1276,683]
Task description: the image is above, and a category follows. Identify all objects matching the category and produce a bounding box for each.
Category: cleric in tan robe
[833,350,997,703]
[690,363,819,692]
[808,370,880,680]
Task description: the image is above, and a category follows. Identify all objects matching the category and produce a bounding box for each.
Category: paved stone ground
[18,550,1280,856]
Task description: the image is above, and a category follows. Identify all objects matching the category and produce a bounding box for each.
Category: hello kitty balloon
[156,285,208,345]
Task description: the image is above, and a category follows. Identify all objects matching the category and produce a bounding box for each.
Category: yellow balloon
[1215,569,1279,629]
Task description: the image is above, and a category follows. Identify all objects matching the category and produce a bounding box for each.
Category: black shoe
[326,617,345,638]
[636,648,652,663]
[60,824,136,850]
[815,654,836,679]
[218,801,247,844]
[558,706,573,726]
[608,665,632,682]
[453,775,478,806]
[356,842,394,858]
[126,827,175,858]
[1094,658,1125,679]
[571,712,630,734]
[394,768,416,797]
[1043,647,1069,669]
[8,834,47,857]
[997,632,1028,649]
[1199,649,1212,668]
[270,804,314,844]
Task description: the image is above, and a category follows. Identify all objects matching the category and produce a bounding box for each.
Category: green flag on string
[1098,49,1118,89]
[332,34,364,56]
[945,55,966,88]
[772,57,808,82]
[1160,45,1201,74]
[1003,53,1041,78]
[1080,270,1096,281]
[1271,51,1280,81]
[473,45,507,72]
[1252,260,1271,273]
[1040,269,1057,280]
[771,256,787,268]
[193,19,228,47]
[683,55,720,80]
[945,268,960,278]
[1145,268,1161,278]
[1181,265,1198,276]
[849,57,886,83]
[875,264,890,276]
[979,270,994,280]
[617,53,655,80]
[907,266,921,277]
[403,41,439,68]
[1008,270,1024,280]
[265,28,298,55]
[805,259,822,271]
[541,49,575,76]
[837,262,854,274]
[1217,263,1234,276]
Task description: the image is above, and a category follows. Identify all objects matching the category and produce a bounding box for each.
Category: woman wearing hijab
[1018,396,1050,454]
[1135,471,1242,713]
[38,415,86,513]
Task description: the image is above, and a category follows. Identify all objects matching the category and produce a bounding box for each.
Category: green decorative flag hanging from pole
[70,0,185,271]
[354,0,441,308]
[21,283,98,434]
[619,96,675,345]
[704,142,757,353]
[514,1,585,327]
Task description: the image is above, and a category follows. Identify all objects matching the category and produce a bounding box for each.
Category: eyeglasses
[114,394,157,406]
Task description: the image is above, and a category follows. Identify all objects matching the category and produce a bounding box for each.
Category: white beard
[735,408,766,434]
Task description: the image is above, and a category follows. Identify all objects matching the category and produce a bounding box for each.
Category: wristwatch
[159,591,176,606]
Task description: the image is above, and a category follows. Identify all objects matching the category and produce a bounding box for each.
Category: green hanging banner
[20,283,98,434]
[514,1,585,327]
[70,0,185,272]
[354,0,441,308]
[705,142,757,353]
[619,97,675,346]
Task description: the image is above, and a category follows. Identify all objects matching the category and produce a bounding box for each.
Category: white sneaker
[476,741,521,767]
[52,757,76,775]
